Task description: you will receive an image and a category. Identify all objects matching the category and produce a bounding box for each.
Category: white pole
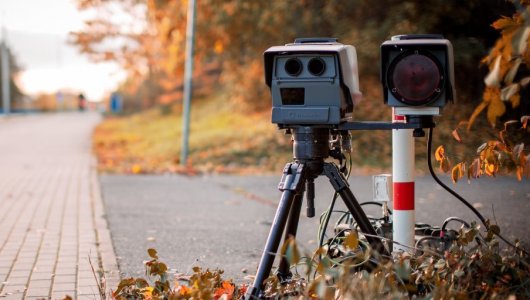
[180,0,197,166]
[392,110,415,252]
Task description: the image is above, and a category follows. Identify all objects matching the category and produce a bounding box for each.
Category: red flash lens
[389,52,442,105]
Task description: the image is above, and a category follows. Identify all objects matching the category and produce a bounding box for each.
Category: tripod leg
[246,163,306,299]
[277,192,303,281]
[323,163,389,256]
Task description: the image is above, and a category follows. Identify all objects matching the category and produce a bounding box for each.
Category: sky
[0,0,126,101]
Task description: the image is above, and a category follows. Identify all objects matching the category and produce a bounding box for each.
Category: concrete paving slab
[0,112,119,299]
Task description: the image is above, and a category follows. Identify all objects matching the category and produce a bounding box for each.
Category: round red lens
[391,53,441,104]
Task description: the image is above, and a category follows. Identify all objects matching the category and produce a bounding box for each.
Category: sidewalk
[0,112,119,299]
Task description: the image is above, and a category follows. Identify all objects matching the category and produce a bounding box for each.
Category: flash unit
[381,34,455,116]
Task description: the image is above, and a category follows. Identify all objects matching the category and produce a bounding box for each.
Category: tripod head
[287,126,351,176]
[284,126,352,218]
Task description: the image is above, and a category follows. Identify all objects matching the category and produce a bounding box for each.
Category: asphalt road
[100,173,530,281]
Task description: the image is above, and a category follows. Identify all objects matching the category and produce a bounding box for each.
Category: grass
[93,94,292,174]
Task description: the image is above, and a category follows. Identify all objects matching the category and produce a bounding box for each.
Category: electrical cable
[318,193,338,249]
[317,150,354,249]
[427,128,530,256]
[360,201,393,215]
[441,216,470,231]
[415,236,441,250]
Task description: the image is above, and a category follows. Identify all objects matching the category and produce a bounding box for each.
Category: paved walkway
[0,113,119,299]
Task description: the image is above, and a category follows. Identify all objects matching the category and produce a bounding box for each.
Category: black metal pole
[246,178,299,298]
[277,192,303,281]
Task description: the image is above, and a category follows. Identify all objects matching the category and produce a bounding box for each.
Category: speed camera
[264,38,362,126]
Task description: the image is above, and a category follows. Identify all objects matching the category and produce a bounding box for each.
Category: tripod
[245,126,389,299]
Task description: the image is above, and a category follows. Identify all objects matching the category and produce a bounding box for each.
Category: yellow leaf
[484,149,498,165]
[487,140,500,149]
[451,163,465,184]
[435,145,445,161]
[179,285,192,296]
[492,16,519,31]
[440,157,451,173]
[467,101,489,130]
[214,40,224,54]
[132,164,142,174]
[484,149,499,176]
[147,248,158,259]
[344,230,359,250]
[452,129,462,143]
[485,162,497,176]
[142,286,154,297]
[452,165,459,184]
[486,93,506,127]
[281,237,300,265]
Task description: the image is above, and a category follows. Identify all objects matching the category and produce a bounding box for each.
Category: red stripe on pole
[392,108,406,122]
[393,182,414,210]
[393,115,405,121]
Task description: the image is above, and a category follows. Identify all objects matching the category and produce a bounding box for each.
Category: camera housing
[381,34,455,116]
[264,38,362,127]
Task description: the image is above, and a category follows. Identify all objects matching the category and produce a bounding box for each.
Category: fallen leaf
[148,248,158,259]
[132,164,142,174]
[344,230,359,250]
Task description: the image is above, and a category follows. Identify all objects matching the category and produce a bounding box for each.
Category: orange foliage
[213,281,235,300]
[435,145,451,173]
[444,4,530,182]
[469,7,530,129]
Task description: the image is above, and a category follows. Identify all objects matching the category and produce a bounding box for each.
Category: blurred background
[1,0,527,174]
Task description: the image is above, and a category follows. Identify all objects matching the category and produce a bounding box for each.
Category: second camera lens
[308,57,326,76]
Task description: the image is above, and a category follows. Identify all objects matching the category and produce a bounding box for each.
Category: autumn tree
[438,0,530,183]
[71,1,511,111]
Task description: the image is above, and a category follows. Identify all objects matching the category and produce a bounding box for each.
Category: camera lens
[308,57,326,76]
[284,58,303,76]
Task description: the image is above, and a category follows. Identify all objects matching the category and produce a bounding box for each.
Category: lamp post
[180,0,197,166]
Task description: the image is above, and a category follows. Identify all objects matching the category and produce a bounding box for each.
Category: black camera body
[264,38,362,127]
[381,34,455,116]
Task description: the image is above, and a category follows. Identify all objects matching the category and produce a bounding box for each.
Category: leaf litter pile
[107,223,529,299]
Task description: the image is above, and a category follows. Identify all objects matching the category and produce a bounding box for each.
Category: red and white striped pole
[392,109,415,252]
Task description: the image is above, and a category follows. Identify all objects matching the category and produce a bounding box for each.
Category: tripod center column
[291,127,330,162]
